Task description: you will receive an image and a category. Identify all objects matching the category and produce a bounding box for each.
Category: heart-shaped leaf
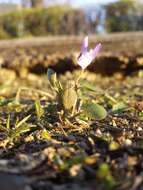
[83,102,107,120]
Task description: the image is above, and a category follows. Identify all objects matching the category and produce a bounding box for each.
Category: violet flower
[77,36,102,70]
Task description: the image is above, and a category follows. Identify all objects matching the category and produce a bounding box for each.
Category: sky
[73,0,118,6]
[0,0,118,6]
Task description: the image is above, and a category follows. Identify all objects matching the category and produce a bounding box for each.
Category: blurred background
[0,0,143,39]
[0,0,143,77]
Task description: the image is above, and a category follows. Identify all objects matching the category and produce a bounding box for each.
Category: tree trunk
[30,0,44,7]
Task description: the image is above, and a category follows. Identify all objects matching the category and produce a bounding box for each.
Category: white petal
[81,36,88,54]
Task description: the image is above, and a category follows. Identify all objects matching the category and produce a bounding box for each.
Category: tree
[105,0,143,32]
[60,9,88,35]
[21,0,44,8]
[31,0,44,7]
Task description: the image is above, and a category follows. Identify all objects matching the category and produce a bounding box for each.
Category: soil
[0,69,143,190]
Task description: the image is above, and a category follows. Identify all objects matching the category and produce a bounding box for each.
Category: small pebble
[137,127,142,131]
[96,129,102,136]
[124,139,132,146]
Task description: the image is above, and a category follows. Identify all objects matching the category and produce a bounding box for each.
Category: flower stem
[76,69,84,86]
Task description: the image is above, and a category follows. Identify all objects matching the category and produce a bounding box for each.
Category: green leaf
[47,68,57,87]
[63,87,77,110]
[6,115,10,129]
[7,115,31,139]
[105,93,117,104]
[15,115,31,128]
[0,124,8,132]
[7,101,22,112]
[112,102,127,114]
[80,80,97,92]
[8,123,32,139]
[35,100,44,120]
[41,129,51,140]
[97,163,116,190]
[0,98,11,106]
[83,102,107,120]
[97,163,110,178]
[139,111,143,118]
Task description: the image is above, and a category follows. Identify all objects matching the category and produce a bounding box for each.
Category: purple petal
[81,36,88,54]
[91,43,102,59]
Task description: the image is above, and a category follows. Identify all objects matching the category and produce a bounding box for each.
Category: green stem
[76,69,84,86]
